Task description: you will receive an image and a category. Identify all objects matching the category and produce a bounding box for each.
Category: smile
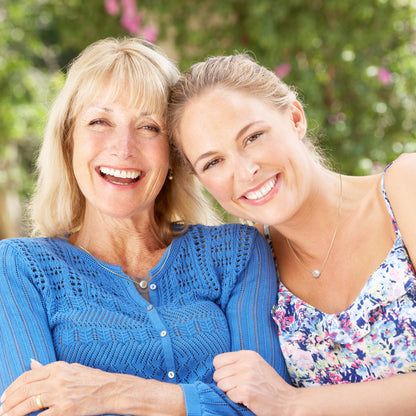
[99,167,143,185]
[243,176,277,200]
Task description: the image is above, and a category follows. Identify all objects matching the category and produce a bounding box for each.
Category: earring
[168,169,173,180]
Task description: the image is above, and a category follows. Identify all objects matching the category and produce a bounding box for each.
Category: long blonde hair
[30,37,220,242]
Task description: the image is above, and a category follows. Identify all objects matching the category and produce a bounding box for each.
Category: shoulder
[383,153,416,260]
[384,153,416,186]
[181,223,266,264]
[0,236,72,263]
[383,153,416,206]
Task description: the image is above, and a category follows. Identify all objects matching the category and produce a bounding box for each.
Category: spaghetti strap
[381,162,400,237]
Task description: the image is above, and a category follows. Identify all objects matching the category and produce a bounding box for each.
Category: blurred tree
[1,0,416,238]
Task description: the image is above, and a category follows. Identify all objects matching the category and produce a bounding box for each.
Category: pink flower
[121,0,137,15]
[141,25,158,43]
[273,62,291,79]
[105,0,120,15]
[377,67,392,85]
[120,13,142,35]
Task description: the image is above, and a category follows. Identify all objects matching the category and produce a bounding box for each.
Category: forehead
[180,87,273,133]
[73,73,165,119]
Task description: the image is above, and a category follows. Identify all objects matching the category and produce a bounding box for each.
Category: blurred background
[1,0,416,239]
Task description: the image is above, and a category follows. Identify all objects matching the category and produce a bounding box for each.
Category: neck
[270,171,343,264]
[69,211,167,277]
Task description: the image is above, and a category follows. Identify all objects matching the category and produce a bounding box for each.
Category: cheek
[200,176,232,203]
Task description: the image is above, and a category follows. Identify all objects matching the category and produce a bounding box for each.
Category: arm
[0,240,57,394]
[214,350,416,416]
[223,228,289,382]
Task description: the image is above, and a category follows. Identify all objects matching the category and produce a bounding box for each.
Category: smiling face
[177,87,311,225]
[72,90,169,222]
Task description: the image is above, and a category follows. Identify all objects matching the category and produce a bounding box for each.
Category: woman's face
[177,87,310,225]
[72,90,169,221]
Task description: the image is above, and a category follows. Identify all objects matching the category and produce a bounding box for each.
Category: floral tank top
[266,166,416,387]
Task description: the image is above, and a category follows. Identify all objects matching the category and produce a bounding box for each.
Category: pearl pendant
[312,270,321,278]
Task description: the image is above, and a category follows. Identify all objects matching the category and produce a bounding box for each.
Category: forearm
[95,372,186,416]
[292,373,416,416]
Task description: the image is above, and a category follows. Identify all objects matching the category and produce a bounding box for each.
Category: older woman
[168,54,416,415]
[0,41,288,416]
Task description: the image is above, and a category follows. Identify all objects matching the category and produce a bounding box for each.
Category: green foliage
[1,0,416,236]
[143,0,416,174]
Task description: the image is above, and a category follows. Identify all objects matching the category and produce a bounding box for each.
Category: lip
[96,166,144,188]
[238,173,281,206]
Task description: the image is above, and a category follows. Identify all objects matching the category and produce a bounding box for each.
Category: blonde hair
[168,54,326,169]
[30,37,220,241]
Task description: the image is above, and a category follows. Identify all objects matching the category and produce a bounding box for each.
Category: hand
[213,350,299,416]
[0,359,128,416]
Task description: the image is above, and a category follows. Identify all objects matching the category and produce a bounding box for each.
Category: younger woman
[168,54,416,415]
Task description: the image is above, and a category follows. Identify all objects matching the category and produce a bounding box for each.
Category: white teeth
[244,177,277,200]
[99,167,141,179]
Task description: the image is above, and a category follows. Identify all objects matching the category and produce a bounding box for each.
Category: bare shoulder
[383,153,416,262]
[386,152,416,179]
[383,153,416,195]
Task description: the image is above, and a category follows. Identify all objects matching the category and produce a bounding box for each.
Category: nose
[234,154,259,182]
[111,127,136,159]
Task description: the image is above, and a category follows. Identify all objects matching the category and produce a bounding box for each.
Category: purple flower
[273,62,291,79]
[377,67,392,85]
[105,0,119,15]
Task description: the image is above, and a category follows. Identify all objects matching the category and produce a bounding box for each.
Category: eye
[245,132,263,145]
[89,119,108,126]
[142,125,161,133]
[203,157,222,172]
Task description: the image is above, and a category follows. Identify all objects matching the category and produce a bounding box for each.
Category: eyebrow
[193,120,265,167]
[83,106,151,117]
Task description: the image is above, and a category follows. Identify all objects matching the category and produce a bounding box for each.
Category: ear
[289,100,307,140]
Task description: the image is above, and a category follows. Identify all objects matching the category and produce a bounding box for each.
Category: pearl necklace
[286,174,342,279]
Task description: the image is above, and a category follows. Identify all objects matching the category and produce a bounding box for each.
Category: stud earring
[168,169,173,180]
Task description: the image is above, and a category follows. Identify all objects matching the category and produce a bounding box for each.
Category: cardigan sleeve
[0,240,57,414]
[225,229,290,381]
[180,227,290,416]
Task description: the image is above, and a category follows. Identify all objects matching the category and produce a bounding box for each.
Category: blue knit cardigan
[0,223,289,415]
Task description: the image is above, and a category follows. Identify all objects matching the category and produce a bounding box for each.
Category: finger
[3,366,49,399]
[213,351,241,369]
[223,385,248,406]
[30,359,44,369]
[215,373,241,393]
[1,380,49,414]
[214,352,261,382]
[1,393,47,416]
[213,364,238,383]
[213,350,260,369]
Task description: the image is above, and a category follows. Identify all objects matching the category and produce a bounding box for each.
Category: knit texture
[0,223,289,415]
